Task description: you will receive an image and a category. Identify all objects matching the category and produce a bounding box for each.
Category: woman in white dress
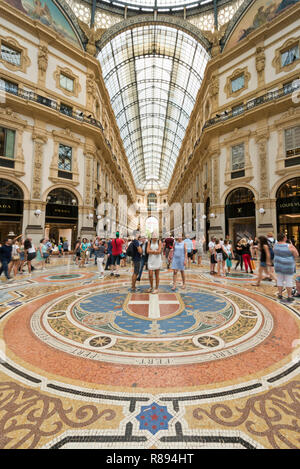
[146,233,162,294]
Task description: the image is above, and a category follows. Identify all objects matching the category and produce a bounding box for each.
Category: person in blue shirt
[184,236,193,270]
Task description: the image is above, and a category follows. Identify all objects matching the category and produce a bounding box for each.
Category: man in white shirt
[209,236,217,275]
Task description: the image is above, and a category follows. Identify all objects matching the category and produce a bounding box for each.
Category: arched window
[276,178,300,198]
[0,179,23,200]
[46,188,78,206]
[226,187,254,206]
[147,193,157,211]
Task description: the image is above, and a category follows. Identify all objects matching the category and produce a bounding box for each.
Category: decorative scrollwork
[193,380,300,449]
[0,382,116,449]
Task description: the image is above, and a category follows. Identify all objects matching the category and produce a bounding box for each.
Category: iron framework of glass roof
[99,0,214,13]
[98,24,210,189]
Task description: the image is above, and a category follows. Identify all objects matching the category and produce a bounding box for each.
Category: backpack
[126,242,135,258]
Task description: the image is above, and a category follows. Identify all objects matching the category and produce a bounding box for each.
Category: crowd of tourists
[0,230,299,301]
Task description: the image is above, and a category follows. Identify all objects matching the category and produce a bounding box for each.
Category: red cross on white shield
[127,293,181,319]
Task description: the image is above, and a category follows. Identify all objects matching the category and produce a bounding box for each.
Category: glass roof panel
[98,24,209,189]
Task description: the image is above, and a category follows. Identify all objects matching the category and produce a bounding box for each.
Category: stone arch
[0,175,29,200]
[221,183,258,207]
[42,184,83,206]
[97,15,211,53]
[270,175,299,200]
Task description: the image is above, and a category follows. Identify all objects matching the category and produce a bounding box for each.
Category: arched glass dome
[98,23,210,190]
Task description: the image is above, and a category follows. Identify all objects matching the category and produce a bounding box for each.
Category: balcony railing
[202,81,300,130]
[0,81,104,131]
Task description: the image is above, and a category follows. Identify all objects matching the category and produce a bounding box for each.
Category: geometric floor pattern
[0,258,299,449]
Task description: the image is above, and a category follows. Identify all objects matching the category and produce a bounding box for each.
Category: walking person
[105,238,113,271]
[94,237,107,279]
[79,238,89,267]
[252,236,277,287]
[146,233,162,294]
[58,240,63,258]
[192,238,197,264]
[18,239,25,274]
[251,237,259,259]
[111,232,124,277]
[137,235,148,282]
[214,239,227,276]
[35,238,48,270]
[274,233,299,302]
[240,238,253,274]
[0,238,13,281]
[24,237,36,274]
[62,239,69,257]
[209,236,217,275]
[234,240,243,271]
[267,232,276,282]
[223,239,234,274]
[130,233,142,292]
[44,238,52,264]
[164,235,174,269]
[184,236,193,270]
[171,235,187,290]
[10,239,21,278]
[74,238,81,265]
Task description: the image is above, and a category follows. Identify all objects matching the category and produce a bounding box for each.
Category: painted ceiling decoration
[98,24,210,190]
[4,0,84,47]
[224,0,300,49]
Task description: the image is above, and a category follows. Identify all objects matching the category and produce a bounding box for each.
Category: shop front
[0,179,23,241]
[45,188,78,249]
[276,177,300,252]
[225,187,256,244]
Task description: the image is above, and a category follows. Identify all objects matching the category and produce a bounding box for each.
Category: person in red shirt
[110,232,124,277]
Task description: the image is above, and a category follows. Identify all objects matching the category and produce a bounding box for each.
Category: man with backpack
[126,232,142,292]
[110,232,124,277]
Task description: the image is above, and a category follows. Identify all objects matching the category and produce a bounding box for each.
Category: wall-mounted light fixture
[34,209,42,217]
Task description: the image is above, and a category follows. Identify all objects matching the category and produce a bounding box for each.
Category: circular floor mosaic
[3,279,299,387]
[29,284,273,366]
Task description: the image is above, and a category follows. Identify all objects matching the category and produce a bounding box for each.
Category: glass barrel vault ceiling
[98,25,210,190]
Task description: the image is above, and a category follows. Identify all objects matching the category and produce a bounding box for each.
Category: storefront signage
[277,196,300,215]
[225,202,255,219]
[46,203,78,219]
[0,199,23,215]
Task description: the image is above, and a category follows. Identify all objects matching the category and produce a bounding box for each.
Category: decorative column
[209,73,220,114]
[255,129,276,236]
[25,129,48,243]
[37,43,48,87]
[208,148,223,237]
[256,45,266,88]
[81,144,96,238]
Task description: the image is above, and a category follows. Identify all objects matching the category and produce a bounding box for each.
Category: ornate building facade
[168,1,300,250]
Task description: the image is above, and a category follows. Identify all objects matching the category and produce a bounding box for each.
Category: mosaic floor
[0,257,299,449]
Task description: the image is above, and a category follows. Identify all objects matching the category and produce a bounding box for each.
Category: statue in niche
[78,19,106,56]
